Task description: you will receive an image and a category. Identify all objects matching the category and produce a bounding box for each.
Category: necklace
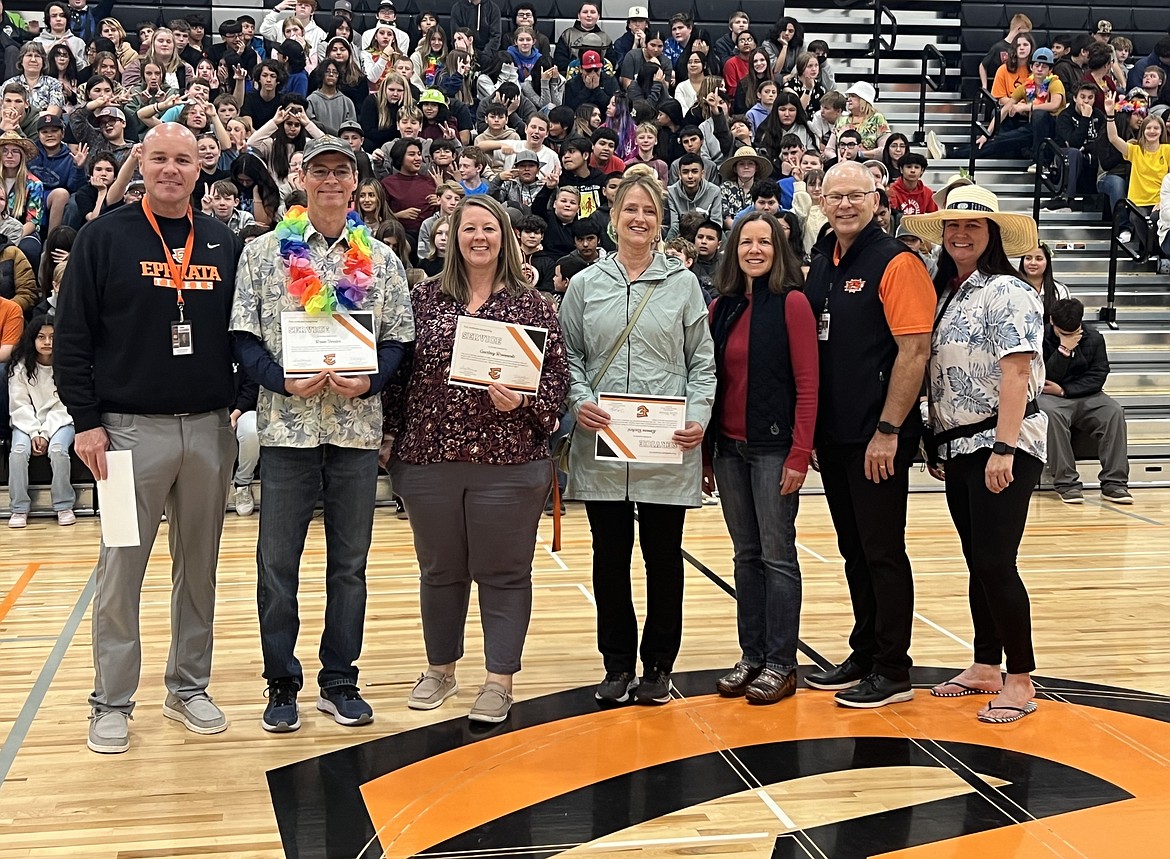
[276,205,373,314]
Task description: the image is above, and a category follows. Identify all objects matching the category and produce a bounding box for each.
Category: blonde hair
[612,172,665,241]
[282,16,307,37]
[377,72,414,129]
[147,28,183,73]
[427,216,450,260]
[635,121,658,138]
[439,196,530,301]
[53,260,68,286]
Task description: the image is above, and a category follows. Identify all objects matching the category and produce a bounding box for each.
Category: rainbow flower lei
[275,206,374,315]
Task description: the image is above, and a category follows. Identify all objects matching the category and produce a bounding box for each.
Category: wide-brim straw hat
[0,130,36,160]
[719,146,773,181]
[901,184,1039,258]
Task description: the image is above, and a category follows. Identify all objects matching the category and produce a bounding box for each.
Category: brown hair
[439,196,531,301]
[715,211,804,296]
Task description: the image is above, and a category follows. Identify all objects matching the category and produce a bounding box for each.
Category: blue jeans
[1098,173,1131,230]
[712,439,801,671]
[8,425,75,513]
[256,444,379,690]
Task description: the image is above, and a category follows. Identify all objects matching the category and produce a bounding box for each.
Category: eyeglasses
[823,190,875,207]
[306,165,354,180]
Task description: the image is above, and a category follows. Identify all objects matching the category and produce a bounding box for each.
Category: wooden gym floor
[2,486,1170,857]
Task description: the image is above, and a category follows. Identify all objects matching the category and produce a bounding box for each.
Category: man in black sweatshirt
[1050,83,1106,210]
[54,123,240,755]
[1040,298,1132,505]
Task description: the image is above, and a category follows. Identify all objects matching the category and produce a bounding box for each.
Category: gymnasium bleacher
[2,0,1169,515]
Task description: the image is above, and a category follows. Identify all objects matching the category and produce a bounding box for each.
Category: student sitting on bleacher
[7,313,75,528]
[1040,298,1132,505]
[978,13,1034,93]
[1049,83,1106,211]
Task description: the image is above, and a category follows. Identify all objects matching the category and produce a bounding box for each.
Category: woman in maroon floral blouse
[382,195,569,724]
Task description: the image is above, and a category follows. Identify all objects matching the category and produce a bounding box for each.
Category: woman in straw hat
[719,146,771,231]
[902,185,1047,725]
[0,130,45,271]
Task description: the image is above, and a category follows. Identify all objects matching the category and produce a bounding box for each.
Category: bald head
[824,160,876,194]
[141,123,200,217]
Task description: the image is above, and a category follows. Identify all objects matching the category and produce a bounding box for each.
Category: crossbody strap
[590,283,657,389]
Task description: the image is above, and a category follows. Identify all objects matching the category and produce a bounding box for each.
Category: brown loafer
[716,661,764,697]
[745,668,797,705]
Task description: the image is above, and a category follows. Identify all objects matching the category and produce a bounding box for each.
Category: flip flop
[930,680,1002,698]
[977,702,1037,724]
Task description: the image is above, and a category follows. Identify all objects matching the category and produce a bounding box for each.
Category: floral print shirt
[4,74,65,114]
[720,181,752,221]
[928,271,1047,462]
[7,174,45,228]
[230,224,415,449]
[383,280,569,465]
[835,110,891,151]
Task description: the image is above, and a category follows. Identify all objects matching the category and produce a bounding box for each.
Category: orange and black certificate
[448,316,548,394]
[280,310,378,377]
[594,392,687,465]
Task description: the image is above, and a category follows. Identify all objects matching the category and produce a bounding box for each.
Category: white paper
[448,316,548,394]
[595,393,687,464]
[97,450,140,548]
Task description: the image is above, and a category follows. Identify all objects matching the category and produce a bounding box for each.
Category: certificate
[595,392,687,464]
[448,316,548,394]
[280,310,377,378]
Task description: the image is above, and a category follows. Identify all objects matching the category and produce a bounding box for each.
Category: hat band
[946,201,993,213]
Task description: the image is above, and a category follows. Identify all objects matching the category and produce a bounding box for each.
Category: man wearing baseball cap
[230,135,415,733]
[359,1,408,55]
[69,102,132,165]
[565,49,617,111]
[608,6,650,68]
[30,113,87,232]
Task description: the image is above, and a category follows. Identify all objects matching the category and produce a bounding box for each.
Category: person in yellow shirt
[1104,92,1170,245]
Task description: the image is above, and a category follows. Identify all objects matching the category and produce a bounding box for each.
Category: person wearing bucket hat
[719,145,771,229]
[801,161,938,709]
[230,122,414,734]
[836,81,891,160]
[901,183,1047,725]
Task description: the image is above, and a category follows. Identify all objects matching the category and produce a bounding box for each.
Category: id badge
[171,321,194,356]
[817,312,831,341]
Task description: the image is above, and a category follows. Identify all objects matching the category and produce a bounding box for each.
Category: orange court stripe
[505,325,542,369]
[0,563,42,625]
[600,426,636,459]
[334,314,376,350]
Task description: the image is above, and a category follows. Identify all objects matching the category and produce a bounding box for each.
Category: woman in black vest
[706,211,819,704]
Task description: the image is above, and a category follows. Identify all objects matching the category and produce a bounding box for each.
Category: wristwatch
[992,441,1016,456]
[876,421,900,435]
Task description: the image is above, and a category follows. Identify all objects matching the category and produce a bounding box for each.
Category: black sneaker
[394,497,408,520]
[634,667,673,705]
[834,672,914,709]
[595,671,638,703]
[262,678,300,733]
[317,684,374,726]
[804,657,870,690]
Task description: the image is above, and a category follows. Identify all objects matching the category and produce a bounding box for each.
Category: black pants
[585,500,687,675]
[817,437,918,682]
[944,448,1043,675]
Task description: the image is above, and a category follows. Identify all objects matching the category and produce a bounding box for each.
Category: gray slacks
[390,459,550,675]
[89,411,237,713]
[1039,392,1130,491]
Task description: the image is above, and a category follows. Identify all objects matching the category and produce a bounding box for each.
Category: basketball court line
[0,570,95,792]
[1082,500,1165,526]
[0,564,43,625]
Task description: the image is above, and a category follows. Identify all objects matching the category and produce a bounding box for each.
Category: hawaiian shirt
[7,74,65,113]
[7,174,45,228]
[231,223,415,449]
[928,271,1048,463]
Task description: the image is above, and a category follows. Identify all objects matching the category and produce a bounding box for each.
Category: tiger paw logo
[323,354,337,366]
[636,405,650,418]
[844,278,865,293]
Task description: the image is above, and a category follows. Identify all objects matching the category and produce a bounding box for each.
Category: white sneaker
[8,512,27,529]
[1119,230,1133,244]
[57,509,76,526]
[1026,164,1037,174]
[925,130,944,160]
[233,485,255,516]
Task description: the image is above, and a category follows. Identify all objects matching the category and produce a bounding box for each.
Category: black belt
[925,400,1040,466]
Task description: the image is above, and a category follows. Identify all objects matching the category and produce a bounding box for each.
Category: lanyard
[142,197,195,315]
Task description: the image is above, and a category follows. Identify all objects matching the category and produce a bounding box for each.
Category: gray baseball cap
[512,150,540,165]
[302,135,356,166]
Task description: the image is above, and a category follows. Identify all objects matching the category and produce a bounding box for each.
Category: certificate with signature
[448,316,548,394]
[280,310,378,377]
[595,393,687,464]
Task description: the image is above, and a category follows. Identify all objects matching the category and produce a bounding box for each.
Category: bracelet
[1106,113,1115,118]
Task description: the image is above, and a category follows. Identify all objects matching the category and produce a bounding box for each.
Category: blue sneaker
[262,678,300,733]
[317,685,374,726]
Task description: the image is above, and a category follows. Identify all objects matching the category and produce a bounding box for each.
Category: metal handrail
[1102,199,1158,329]
[1031,139,1068,225]
[869,2,898,93]
[966,87,998,179]
[914,44,947,146]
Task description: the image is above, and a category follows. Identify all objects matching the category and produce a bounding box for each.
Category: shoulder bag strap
[589,282,657,389]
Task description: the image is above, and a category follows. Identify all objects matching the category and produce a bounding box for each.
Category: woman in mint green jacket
[559,171,716,710]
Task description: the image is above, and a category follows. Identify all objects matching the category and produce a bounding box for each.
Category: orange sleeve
[877,253,937,336]
[991,66,1009,100]
[0,301,23,345]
